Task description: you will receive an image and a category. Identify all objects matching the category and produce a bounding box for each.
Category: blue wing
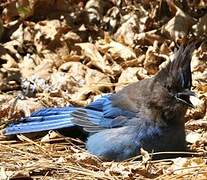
[3,95,136,135]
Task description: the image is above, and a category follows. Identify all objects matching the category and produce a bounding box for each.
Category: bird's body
[3,44,195,161]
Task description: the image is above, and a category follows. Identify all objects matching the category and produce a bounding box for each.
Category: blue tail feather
[31,106,76,116]
[3,114,74,135]
[3,94,134,136]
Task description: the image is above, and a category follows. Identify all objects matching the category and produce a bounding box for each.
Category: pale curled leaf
[41,131,61,142]
[76,42,112,73]
[140,148,151,164]
[186,132,202,144]
[115,67,141,91]
[97,38,136,61]
[167,157,207,175]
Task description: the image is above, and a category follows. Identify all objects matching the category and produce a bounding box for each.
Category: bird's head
[156,44,195,107]
[147,44,196,125]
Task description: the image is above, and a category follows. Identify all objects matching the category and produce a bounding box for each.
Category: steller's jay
[3,44,195,161]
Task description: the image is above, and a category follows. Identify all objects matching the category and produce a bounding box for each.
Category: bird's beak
[175,89,196,108]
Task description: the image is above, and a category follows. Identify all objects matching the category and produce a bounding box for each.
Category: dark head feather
[155,44,195,108]
[155,44,195,94]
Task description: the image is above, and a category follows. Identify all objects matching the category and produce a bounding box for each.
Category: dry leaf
[41,131,61,142]
[76,42,112,73]
[161,7,196,40]
[167,157,206,175]
[97,38,136,62]
[193,14,207,36]
[186,131,202,144]
[115,67,140,91]
[140,148,151,164]
[144,46,165,74]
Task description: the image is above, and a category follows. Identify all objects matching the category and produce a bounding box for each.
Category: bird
[3,44,195,161]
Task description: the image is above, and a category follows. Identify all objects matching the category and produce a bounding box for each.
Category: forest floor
[0,0,206,179]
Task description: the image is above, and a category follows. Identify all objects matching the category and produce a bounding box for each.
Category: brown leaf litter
[0,0,207,179]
